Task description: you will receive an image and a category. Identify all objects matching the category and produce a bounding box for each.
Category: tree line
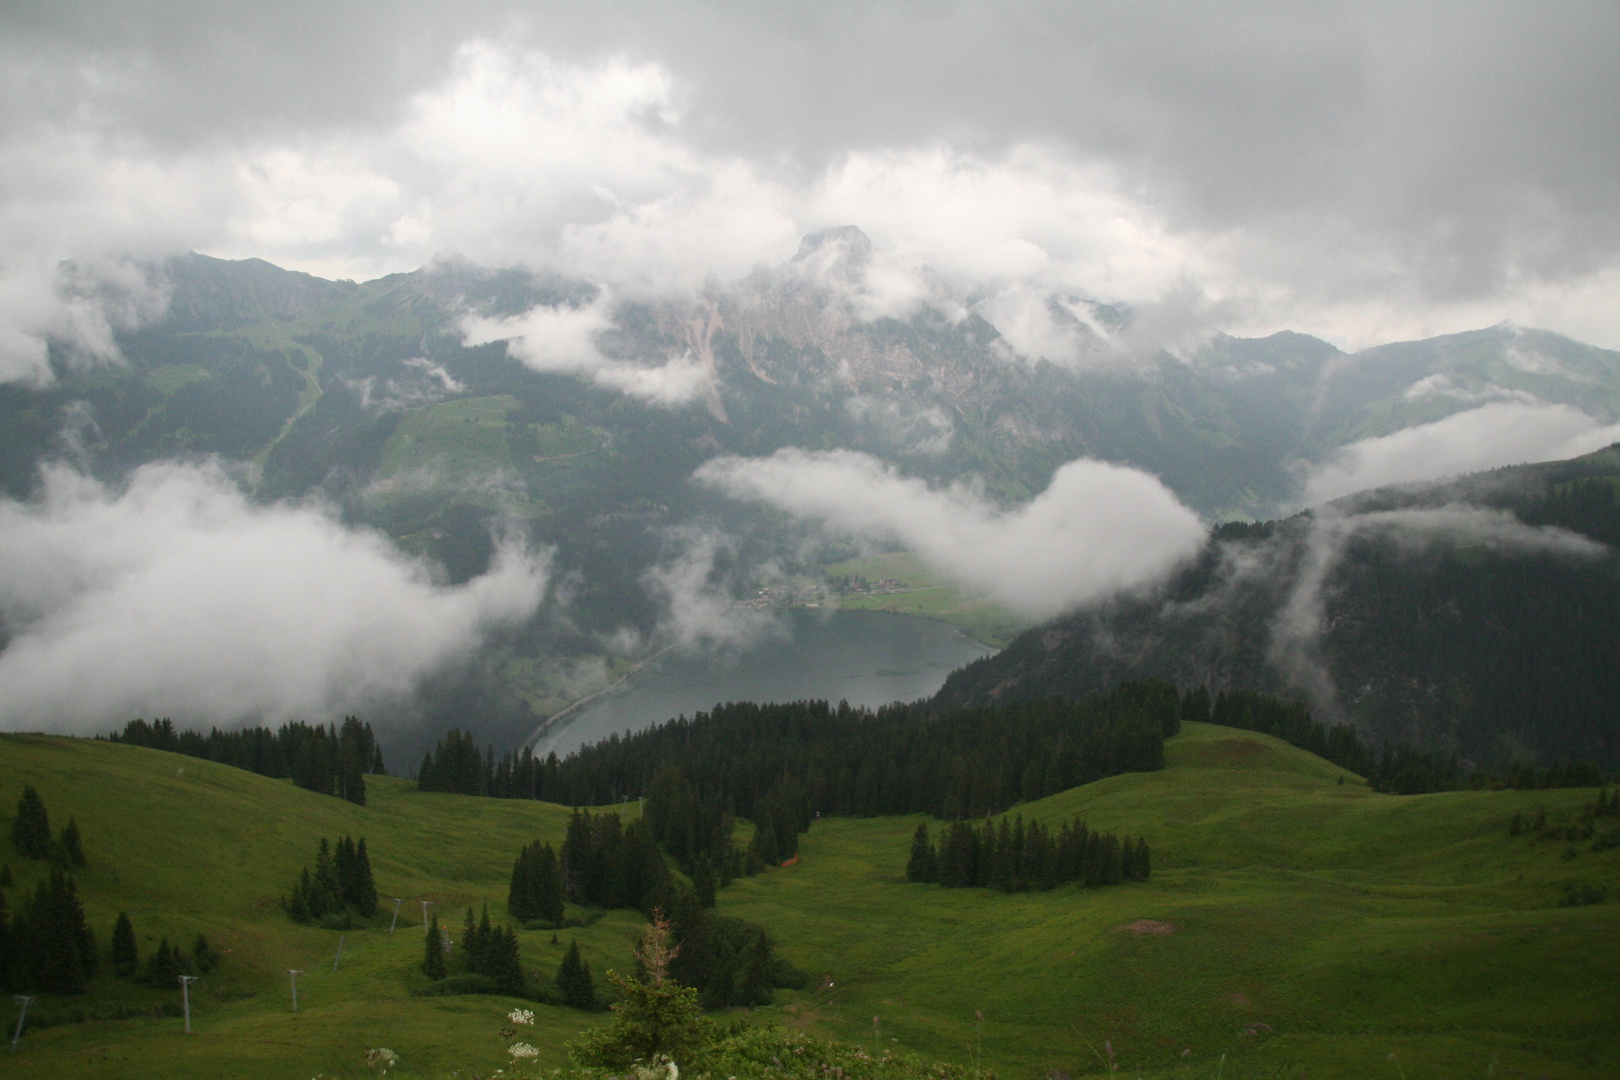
[1200,687,1610,794]
[906,816,1150,891]
[418,682,1180,819]
[106,716,384,804]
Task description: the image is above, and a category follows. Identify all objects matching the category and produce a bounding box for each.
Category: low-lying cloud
[639,527,785,654]
[1268,503,1608,718]
[461,295,707,406]
[0,460,550,732]
[694,448,1206,620]
[1303,402,1620,505]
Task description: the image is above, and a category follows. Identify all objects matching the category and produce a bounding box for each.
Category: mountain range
[3,229,1619,761]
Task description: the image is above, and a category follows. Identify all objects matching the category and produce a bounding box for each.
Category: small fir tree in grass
[18,867,97,993]
[12,785,51,858]
[422,913,447,980]
[141,937,192,988]
[111,912,139,977]
[352,838,378,916]
[567,910,719,1068]
[488,925,525,995]
[59,817,86,867]
[192,933,220,973]
[557,938,597,1009]
[906,823,937,883]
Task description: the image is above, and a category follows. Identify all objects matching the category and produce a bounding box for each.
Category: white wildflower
[509,1042,540,1060]
[365,1048,399,1070]
[509,1008,536,1026]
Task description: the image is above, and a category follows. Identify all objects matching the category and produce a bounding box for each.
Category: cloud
[1303,402,1620,504]
[695,448,1206,620]
[0,460,550,732]
[1267,503,1607,718]
[6,6,1620,374]
[639,527,783,652]
[461,294,707,405]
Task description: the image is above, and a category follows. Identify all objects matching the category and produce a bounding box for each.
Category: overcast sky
[4,0,1620,375]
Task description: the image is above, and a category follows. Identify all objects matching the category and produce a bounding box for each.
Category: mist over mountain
[936,445,1620,770]
[1,238,1618,759]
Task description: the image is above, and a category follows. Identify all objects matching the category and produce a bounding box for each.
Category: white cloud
[639,527,784,652]
[694,448,1206,620]
[1268,503,1607,717]
[460,294,708,406]
[8,18,1620,388]
[1303,402,1620,504]
[0,460,550,732]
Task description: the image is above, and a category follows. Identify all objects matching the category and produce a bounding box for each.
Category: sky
[4,0,1620,384]
[2,1,1619,732]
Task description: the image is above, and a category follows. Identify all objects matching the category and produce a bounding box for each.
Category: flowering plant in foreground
[509,1041,540,1060]
[510,1008,536,1026]
[364,1047,398,1071]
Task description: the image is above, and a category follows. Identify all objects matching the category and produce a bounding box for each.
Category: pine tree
[489,925,525,995]
[422,913,446,979]
[508,842,542,921]
[141,937,190,988]
[19,868,96,993]
[537,843,565,923]
[12,785,51,859]
[693,858,717,908]
[557,938,596,1008]
[59,817,86,867]
[906,823,936,883]
[193,933,220,973]
[353,838,378,917]
[747,818,779,866]
[111,912,139,977]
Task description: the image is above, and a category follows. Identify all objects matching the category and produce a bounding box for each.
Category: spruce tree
[557,939,596,1009]
[489,925,525,995]
[142,937,189,988]
[748,818,779,866]
[193,933,220,973]
[12,785,51,858]
[21,868,96,993]
[59,817,86,867]
[422,913,447,979]
[111,912,139,977]
[508,843,538,921]
[353,838,378,917]
[906,823,936,883]
[537,843,565,923]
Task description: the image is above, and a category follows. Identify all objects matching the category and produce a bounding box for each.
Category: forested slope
[937,445,1620,769]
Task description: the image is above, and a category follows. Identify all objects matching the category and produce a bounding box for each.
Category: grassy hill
[3,724,1618,1079]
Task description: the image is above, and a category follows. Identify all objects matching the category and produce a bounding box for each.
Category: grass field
[824,552,1028,648]
[2,724,1617,1079]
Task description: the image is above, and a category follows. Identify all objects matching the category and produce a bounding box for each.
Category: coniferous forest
[106,716,385,804]
[421,681,1182,816]
[905,817,1151,891]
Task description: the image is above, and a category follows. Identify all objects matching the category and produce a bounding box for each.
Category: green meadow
[3,723,1618,1079]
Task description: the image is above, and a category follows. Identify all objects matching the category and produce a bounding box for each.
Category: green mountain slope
[5,724,1618,1078]
[6,249,1620,756]
[937,444,1620,769]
